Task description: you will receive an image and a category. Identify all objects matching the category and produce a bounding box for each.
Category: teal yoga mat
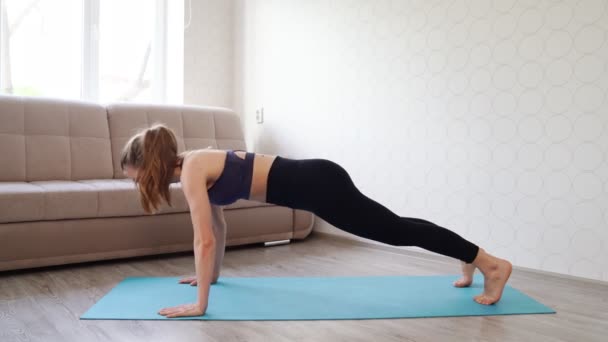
[80,275,555,321]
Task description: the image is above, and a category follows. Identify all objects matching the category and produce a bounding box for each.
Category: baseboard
[311,230,457,264]
[313,230,608,287]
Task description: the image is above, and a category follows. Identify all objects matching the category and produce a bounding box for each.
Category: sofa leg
[263,239,291,247]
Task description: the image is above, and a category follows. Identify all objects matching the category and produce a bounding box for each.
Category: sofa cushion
[0,178,275,224]
[0,95,114,182]
[30,181,99,220]
[78,179,189,217]
[0,182,45,223]
[224,199,274,210]
[0,181,100,222]
[106,103,247,178]
[0,180,192,224]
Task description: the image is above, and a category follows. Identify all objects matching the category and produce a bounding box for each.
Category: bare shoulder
[180,150,210,186]
[179,149,223,191]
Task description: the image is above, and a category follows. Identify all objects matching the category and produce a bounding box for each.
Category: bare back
[181,149,278,203]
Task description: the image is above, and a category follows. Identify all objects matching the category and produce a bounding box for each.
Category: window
[0,0,182,104]
[0,0,83,99]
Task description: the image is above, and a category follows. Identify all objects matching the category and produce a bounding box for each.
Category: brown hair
[120,123,182,214]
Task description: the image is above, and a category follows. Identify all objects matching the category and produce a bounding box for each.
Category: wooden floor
[1,231,607,342]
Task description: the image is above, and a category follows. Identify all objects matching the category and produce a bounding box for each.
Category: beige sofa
[0,95,314,272]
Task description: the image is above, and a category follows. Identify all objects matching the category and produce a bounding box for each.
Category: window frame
[0,0,172,103]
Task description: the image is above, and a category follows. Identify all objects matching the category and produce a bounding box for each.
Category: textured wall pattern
[239,0,608,281]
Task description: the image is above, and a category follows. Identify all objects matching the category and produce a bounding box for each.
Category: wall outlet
[256,107,264,124]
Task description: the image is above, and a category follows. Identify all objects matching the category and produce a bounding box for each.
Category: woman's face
[123,165,139,180]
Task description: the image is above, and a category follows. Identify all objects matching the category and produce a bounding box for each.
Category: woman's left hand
[158,303,205,318]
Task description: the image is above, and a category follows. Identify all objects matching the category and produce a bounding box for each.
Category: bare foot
[474,256,513,305]
[453,262,476,287]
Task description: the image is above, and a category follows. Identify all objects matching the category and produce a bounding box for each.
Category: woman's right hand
[178,276,197,286]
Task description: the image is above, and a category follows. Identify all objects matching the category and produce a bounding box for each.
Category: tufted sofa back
[0,95,113,182]
[106,103,247,179]
[0,95,246,181]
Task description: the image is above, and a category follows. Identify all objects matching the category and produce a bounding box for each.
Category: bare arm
[179,203,226,285]
[210,204,227,283]
[181,165,216,313]
[206,145,227,283]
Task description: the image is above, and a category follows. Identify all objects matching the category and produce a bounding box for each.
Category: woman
[121,123,512,318]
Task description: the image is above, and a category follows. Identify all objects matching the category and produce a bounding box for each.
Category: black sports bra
[206,149,255,205]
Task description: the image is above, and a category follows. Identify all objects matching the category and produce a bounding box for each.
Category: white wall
[235,0,608,282]
[183,0,234,107]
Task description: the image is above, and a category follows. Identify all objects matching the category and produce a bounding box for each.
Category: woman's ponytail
[121,123,179,214]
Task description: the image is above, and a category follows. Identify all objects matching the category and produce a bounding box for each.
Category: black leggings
[265,156,480,263]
